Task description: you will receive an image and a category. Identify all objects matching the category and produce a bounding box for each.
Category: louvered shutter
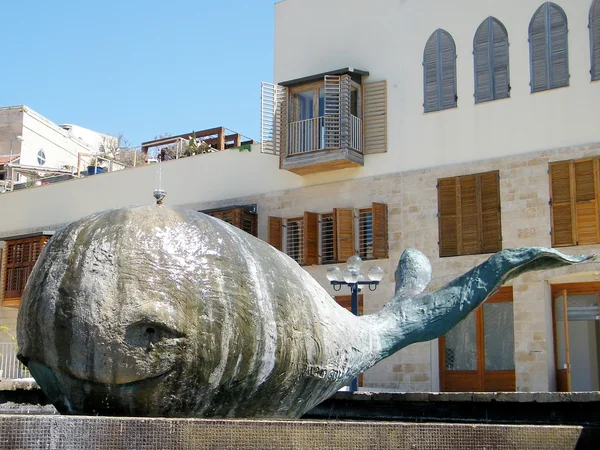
[474,19,492,103]
[339,75,352,150]
[530,6,549,93]
[363,80,387,154]
[260,82,288,155]
[548,4,569,89]
[440,30,457,110]
[438,178,459,257]
[324,75,341,149]
[423,32,439,112]
[303,212,319,265]
[550,162,575,247]
[372,203,388,259]
[574,159,599,245]
[335,208,355,261]
[459,175,479,255]
[268,216,283,251]
[492,19,510,100]
[480,171,502,253]
[591,0,600,81]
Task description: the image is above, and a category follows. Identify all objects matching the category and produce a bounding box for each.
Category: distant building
[0,105,116,191]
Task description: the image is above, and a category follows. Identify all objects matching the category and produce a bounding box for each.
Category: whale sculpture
[17,205,593,418]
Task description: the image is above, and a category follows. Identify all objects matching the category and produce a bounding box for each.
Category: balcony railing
[288,115,363,156]
[0,343,31,380]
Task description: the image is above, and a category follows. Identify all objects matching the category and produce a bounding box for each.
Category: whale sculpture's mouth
[20,357,175,388]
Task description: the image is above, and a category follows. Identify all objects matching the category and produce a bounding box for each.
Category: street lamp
[326,255,385,391]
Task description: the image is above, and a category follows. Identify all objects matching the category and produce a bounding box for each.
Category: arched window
[529,2,569,92]
[591,0,600,81]
[423,29,457,113]
[474,17,510,103]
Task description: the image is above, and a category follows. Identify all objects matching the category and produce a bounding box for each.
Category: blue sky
[2,0,275,146]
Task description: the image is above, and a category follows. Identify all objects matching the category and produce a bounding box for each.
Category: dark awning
[278,68,369,88]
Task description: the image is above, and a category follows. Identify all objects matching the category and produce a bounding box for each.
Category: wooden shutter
[260,82,288,155]
[459,175,479,255]
[480,171,502,253]
[438,177,459,257]
[491,18,510,100]
[324,75,342,149]
[548,3,569,89]
[335,208,355,262]
[335,294,364,315]
[550,161,575,247]
[530,5,549,93]
[268,216,283,251]
[423,31,440,112]
[372,203,388,259]
[363,80,387,154]
[591,0,600,81]
[574,159,599,245]
[339,74,352,150]
[2,236,49,308]
[474,18,493,103]
[303,212,319,265]
[440,30,457,110]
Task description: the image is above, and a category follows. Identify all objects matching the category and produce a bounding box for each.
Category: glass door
[440,287,516,392]
[554,290,571,392]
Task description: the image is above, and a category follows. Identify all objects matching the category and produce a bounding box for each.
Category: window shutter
[268,216,283,251]
[2,236,49,308]
[303,212,319,265]
[591,0,600,81]
[339,74,352,150]
[423,32,440,112]
[459,175,479,255]
[440,30,457,110]
[260,82,288,155]
[335,208,355,261]
[324,75,342,149]
[550,161,575,247]
[474,19,492,103]
[480,171,502,253]
[492,19,510,100]
[372,202,388,259]
[548,4,569,89]
[363,80,387,154]
[438,178,459,257]
[530,6,549,93]
[574,159,599,245]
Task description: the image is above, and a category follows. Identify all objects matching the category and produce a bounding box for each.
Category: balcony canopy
[279,68,369,88]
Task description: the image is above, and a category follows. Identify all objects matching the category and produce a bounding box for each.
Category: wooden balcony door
[439,287,516,392]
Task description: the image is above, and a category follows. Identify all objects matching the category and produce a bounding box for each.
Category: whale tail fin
[374,247,595,360]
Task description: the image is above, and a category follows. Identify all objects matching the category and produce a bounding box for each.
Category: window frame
[473,17,510,104]
[549,157,600,247]
[1,235,50,308]
[202,205,258,237]
[423,28,458,113]
[437,171,502,258]
[591,0,600,82]
[528,2,569,93]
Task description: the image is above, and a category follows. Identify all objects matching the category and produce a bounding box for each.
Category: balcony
[284,115,364,175]
[261,68,387,176]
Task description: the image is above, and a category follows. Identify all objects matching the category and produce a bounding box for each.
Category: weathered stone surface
[16,205,593,418]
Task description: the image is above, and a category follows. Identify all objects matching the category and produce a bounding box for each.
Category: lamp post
[326,255,385,392]
[7,135,24,191]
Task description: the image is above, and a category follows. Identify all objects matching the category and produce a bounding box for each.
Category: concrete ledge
[0,415,592,450]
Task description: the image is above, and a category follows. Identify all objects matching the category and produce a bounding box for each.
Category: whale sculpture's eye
[125,322,184,348]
